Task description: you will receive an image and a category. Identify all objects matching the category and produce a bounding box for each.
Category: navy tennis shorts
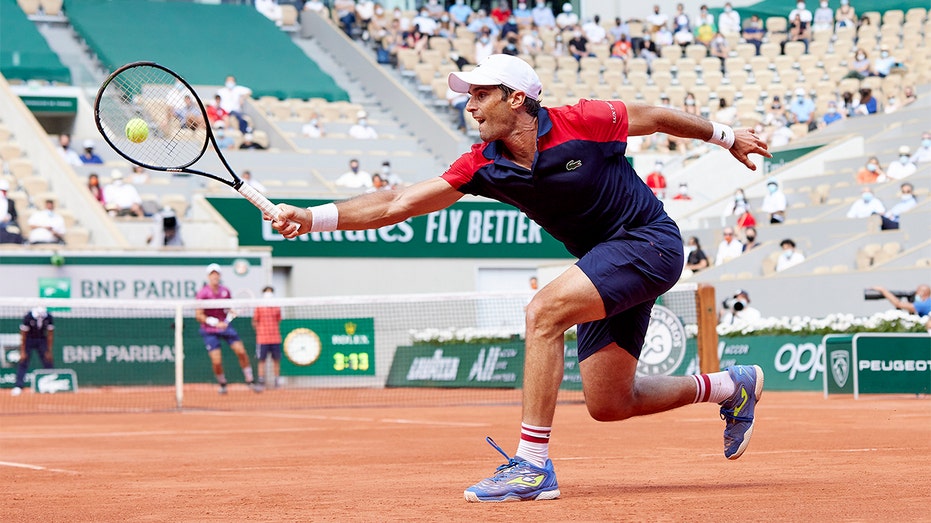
[200,326,241,351]
[575,220,683,362]
[256,343,282,361]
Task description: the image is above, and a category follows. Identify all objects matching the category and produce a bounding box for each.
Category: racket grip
[238,182,281,220]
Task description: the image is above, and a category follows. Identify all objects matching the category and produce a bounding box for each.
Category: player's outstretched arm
[626,103,772,170]
[271,177,463,239]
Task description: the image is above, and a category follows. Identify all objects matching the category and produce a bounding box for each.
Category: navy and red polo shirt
[441,99,675,258]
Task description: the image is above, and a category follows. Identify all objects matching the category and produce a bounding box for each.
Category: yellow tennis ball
[125,118,149,143]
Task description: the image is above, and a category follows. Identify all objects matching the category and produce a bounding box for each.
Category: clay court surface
[2,390,929,522]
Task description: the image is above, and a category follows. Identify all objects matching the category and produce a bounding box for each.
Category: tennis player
[195,263,258,394]
[271,54,771,502]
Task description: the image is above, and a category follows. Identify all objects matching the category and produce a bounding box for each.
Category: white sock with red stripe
[692,372,736,404]
[515,423,551,467]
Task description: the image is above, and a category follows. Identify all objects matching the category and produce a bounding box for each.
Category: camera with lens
[863,289,915,302]
[722,295,747,312]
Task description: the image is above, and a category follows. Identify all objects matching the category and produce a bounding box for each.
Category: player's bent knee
[586,402,636,422]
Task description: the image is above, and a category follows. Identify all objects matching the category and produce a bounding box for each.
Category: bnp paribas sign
[208,198,574,259]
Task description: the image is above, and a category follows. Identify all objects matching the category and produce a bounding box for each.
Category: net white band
[309,203,339,232]
[708,122,736,149]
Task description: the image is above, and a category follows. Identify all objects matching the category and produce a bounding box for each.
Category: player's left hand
[730,128,772,170]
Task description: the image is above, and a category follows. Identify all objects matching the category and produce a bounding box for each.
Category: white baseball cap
[448,54,543,101]
[83,139,95,149]
[0,180,8,191]
[206,263,222,275]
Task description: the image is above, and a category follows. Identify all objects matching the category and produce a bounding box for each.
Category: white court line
[697,447,914,458]
[0,460,78,474]
[196,409,490,427]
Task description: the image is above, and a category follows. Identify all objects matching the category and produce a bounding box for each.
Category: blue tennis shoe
[719,365,764,460]
[464,437,560,502]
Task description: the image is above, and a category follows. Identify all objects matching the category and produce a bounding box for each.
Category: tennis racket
[93,61,280,220]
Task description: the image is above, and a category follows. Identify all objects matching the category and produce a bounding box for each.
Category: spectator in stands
[568,28,594,62]
[436,14,455,39]
[834,0,857,30]
[709,32,728,72]
[782,12,811,53]
[742,227,760,252]
[638,32,659,64]
[646,4,669,34]
[412,8,438,37]
[27,198,66,244]
[775,239,805,272]
[491,0,511,28]
[848,49,871,80]
[682,92,699,116]
[672,182,691,201]
[356,0,375,40]
[767,119,795,148]
[718,3,741,36]
[855,156,886,184]
[367,173,391,192]
[872,46,899,78]
[722,188,753,228]
[103,169,144,217]
[610,34,632,61]
[812,0,834,32]
[869,284,931,318]
[531,0,556,31]
[468,9,498,37]
[79,140,103,164]
[521,29,545,56]
[447,86,470,132]
[450,51,471,71]
[551,32,568,57]
[348,112,378,140]
[645,162,667,199]
[788,88,815,125]
[609,16,630,43]
[715,98,738,127]
[217,75,253,134]
[655,24,675,48]
[886,146,917,180]
[884,92,903,114]
[788,1,813,26]
[555,2,578,30]
[513,2,533,29]
[583,15,607,45]
[255,0,283,26]
[673,18,694,49]
[129,165,149,185]
[902,86,917,106]
[841,90,857,116]
[206,94,229,129]
[685,236,709,272]
[173,95,206,131]
[87,173,105,207]
[846,187,885,218]
[147,206,183,247]
[719,290,762,326]
[693,5,716,46]
[335,159,373,189]
[502,34,521,56]
[715,227,744,265]
[301,115,325,138]
[0,179,17,227]
[820,100,845,127]
[672,3,690,34]
[242,170,268,194]
[880,182,917,230]
[853,88,878,116]
[239,133,265,150]
[213,126,234,150]
[761,178,787,224]
[449,0,473,26]
[334,0,357,36]
[303,0,326,14]
[57,134,82,167]
[911,132,931,163]
[742,14,765,55]
[379,160,403,188]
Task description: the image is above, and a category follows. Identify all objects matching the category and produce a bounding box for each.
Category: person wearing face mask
[380,160,403,187]
[348,111,379,140]
[880,182,917,230]
[335,158,374,189]
[869,284,931,319]
[513,2,533,29]
[638,31,659,63]
[301,113,325,138]
[722,188,752,226]
[886,146,917,180]
[568,28,593,62]
[834,0,856,29]
[27,198,66,244]
[715,227,745,266]
[555,2,578,30]
[252,285,283,391]
[718,2,741,36]
[775,239,805,272]
[474,27,496,63]
[912,132,931,163]
[855,156,886,184]
[872,45,897,78]
[741,14,765,55]
[531,0,556,31]
[673,182,692,201]
[846,187,885,219]
[450,0,474,26]
[742,227,759,251]
[645,162,667,199]
[820,100,845,127]
[787,1,813,25]
[693,4,716,45]
[812,0,834,32]
[682,92,699,115]
[849,48,871,79]
[216,75,253,134]
[760,178,787,225]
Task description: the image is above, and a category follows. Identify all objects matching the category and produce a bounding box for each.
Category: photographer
[868,285,931,317]
[719,289,762,326]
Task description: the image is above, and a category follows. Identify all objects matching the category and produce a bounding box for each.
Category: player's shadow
[572,480,784,498]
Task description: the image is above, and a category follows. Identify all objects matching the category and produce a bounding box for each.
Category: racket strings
[97,64,208,169]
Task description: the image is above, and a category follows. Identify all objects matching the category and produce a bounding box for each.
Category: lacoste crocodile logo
[566,160,582,171]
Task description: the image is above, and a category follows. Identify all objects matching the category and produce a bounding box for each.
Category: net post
[695,284,720,374]
[174,303,184,409]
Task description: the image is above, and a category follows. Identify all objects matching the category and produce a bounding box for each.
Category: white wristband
[205,316,219,327]
[708,122,736,149]
[309,203,339,232]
